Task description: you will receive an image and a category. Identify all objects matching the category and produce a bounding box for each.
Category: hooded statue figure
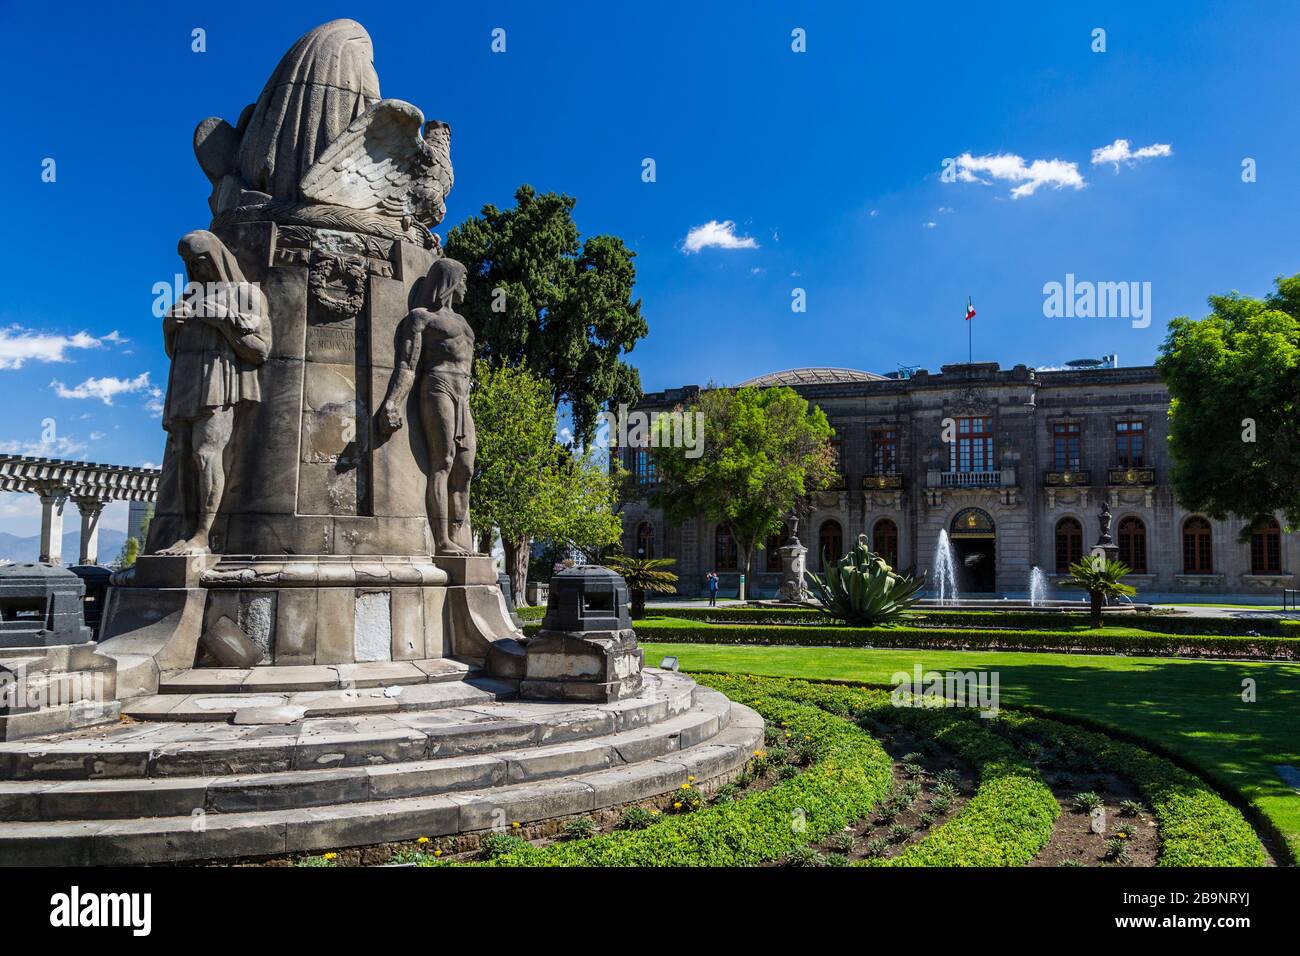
[235,19,381,202]
[152,230,271,556]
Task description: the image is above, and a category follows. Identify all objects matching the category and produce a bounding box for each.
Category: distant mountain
[0,528,129,565]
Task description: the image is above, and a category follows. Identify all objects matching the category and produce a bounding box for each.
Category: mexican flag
[965,298,976,321]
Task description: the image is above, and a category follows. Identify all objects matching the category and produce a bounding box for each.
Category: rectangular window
[1115,420,1145,468]
[872,428,899,474]
[632,449,656,485]
[1052,421,1081,472]
[949,416,994,473]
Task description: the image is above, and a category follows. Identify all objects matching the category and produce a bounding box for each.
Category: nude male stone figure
[155,230,271,556]
[378,257,477,555]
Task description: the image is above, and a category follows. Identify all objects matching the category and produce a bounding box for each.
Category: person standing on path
[707,571,719,606]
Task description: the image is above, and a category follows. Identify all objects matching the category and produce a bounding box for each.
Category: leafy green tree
[603,555,679,618]
[1157,277,1300,534]
[445,185,648,445]
[651,386,837,600]
[1060,556,1137,628]
[469,361,622,601]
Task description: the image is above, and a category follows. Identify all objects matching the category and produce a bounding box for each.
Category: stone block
[314,588,355,664]
[353,590,392,662]
[273,588,317,665]
[200,616,266,668]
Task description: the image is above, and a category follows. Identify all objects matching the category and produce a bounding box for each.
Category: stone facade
[619,362,1299,598]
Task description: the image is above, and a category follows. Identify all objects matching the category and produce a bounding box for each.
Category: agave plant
[803,534,926,626]
[603,555,679,619]
[1059,555,1136,628]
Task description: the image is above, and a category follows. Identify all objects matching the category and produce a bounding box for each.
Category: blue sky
[2,0,1298,533]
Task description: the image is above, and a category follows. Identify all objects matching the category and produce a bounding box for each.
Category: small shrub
[1059,859,1086,868]
[864,837,890,858]
[828,831,856,853]
[777,763,801,781]
[933,781,959,800]
[1103,837,1130,863]
[480,833,528,860]
[877,803,900,822]
[670,785,704,813]
[936,768,962,788]
[902,751,923,764]
[1072,791,1104,814]
[712,783,741,805]
[1119,799,1143,817]
[783,845,825,867]
[563,818,596,841]
[930,794,953,815]
[888,822,913,843]
[618,807,656,831]
[918,811,937,829]
[824,852,851,867]
[296,855,336,867]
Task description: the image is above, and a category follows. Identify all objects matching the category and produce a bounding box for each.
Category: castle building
[617,361,1297,599]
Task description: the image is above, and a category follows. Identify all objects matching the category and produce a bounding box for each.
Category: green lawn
[642,642,1300,862]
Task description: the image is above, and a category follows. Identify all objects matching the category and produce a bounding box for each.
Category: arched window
[714,524,737,571]
[636,521,655,559]
[818,519,843,571]
[1183,517,1213,574]
[873,518,899,567]
[1118,516,1146,573]
[765,525,788,572]
[1055,517,1083,573]
[1251,518,1282,574]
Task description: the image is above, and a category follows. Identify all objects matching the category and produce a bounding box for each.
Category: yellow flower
[416,836,430,844]
[688,775,696,782]
[433,849,443,857]
[680,783,690,790]
[323,852,337,861]
[673,802,683,809]
[511,821,521,829]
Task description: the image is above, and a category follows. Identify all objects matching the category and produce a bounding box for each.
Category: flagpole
[968,300,972,365]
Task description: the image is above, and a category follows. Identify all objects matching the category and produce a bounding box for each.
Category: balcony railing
[863,472,904,490]
[1108,467,1156,486]
[938,470,1004,488]
[1044,470,1091,487]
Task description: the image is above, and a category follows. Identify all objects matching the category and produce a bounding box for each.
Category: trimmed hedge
[749,679,1059,867]
[760,678,1267,867]
[622,616,1300,660]
[428,675,895,867]
[647,605,1300,637]
[994,711,1267,867]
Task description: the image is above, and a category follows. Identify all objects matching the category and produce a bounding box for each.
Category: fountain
[932,529,959,605]
[1028,566,1048,607]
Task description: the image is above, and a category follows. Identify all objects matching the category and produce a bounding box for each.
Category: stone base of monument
[0,564,120,741]
[521,629,644,702]
[96,553,524,698]
[0,667,761,864]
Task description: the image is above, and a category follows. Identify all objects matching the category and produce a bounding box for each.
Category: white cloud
[682,220,759,254]
[0,434,88,459]
[1091,138,1173,169]
[952,152,1085,199]
[0,327,117,370]
[923,221,937,229]
[869,209,880,217]
[936,206,954,214]
[50,372,152,406]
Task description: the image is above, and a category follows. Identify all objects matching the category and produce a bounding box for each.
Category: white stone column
[37,487,69,564]
[74,496,109,565]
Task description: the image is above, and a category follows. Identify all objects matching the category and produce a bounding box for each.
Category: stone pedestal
[521,566,644,703]
[0,564,92,649]
[777,539,810,603]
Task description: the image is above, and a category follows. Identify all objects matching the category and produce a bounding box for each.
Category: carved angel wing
[298,99,454,228]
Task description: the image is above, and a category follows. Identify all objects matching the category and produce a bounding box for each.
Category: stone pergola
[0,455,159,565]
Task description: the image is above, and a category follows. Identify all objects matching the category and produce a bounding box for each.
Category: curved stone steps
[0,692,731,822]
[0,689,764,865]
[0,671,696,782]
[121,676,519,722]
[155,659,478,695]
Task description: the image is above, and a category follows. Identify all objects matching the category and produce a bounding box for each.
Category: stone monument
[776,509,811,603]
[96,19,537,696]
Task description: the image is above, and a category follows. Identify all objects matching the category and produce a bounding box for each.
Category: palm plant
[803,535,926,626]
[1060,555,1137,628]
[603,555,679,619]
